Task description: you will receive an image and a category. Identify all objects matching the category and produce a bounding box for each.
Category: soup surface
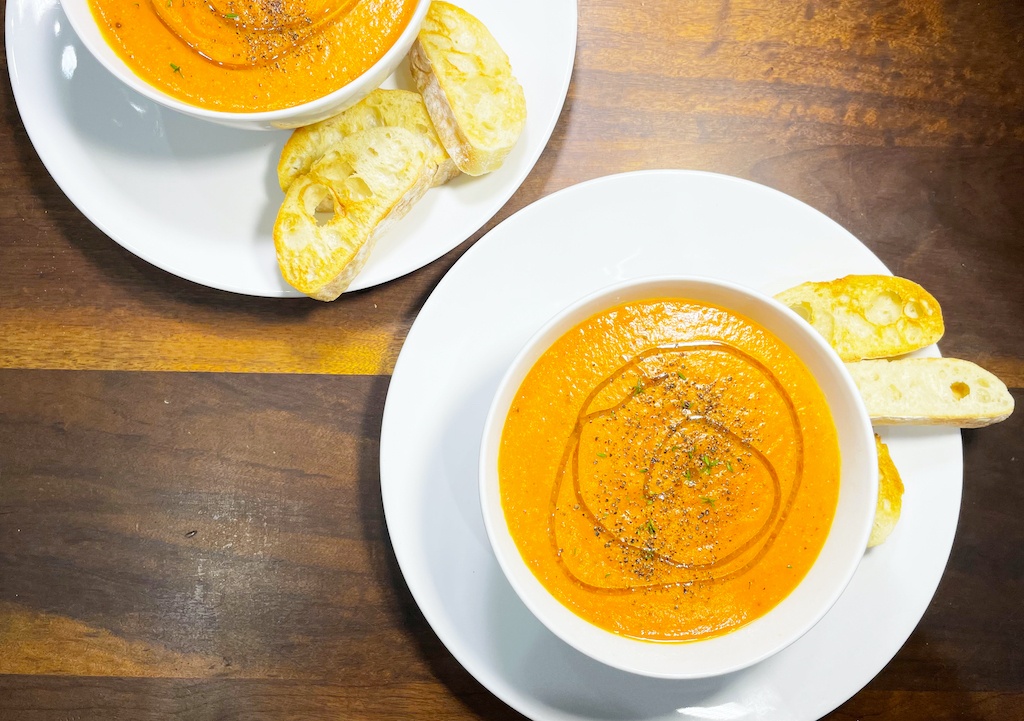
[499,298,841,641]
[88,0,418,112]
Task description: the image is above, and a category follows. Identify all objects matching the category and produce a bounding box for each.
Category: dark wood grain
[0,372,395,678]
[0,370,522,718]
[2,0,1023,718]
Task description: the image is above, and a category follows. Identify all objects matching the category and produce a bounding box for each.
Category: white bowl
[479,275,878,679]
[59,0,430,131]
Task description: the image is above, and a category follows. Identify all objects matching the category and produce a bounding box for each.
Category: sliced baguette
[277,88,459,193]
[847,357,1014,427]
[869,434,904,547]
[273,126,431,301]
[775,275,944,361]
[409,1,526,176]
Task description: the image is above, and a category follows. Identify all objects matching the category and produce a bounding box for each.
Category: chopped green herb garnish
[700,496,715,507]
[224,12,238,18]
[684,470,692,480]
[726,460,734,472]
[677,372,686,380]
[646,520,657,535]
[639,468,648,473]
[597,452,607,458]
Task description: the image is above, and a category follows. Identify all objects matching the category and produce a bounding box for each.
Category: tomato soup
[88,0,418,112]
[499,298,841,641]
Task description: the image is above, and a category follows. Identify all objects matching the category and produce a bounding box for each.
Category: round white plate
[381,170,962,721]
[6,0,577,296]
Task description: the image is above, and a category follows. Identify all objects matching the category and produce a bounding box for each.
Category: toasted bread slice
[869,434,904,547]
[847,357,1014,427]
[274,127,431,301]
[277,89,459,193]
[409,1,526,176]
[775,275,944,361]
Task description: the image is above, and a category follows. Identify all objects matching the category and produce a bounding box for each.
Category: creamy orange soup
[88,0,418,112]
[499,298,841,641]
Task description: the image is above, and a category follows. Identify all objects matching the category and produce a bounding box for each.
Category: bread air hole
[866,291,903,326]
[447,51,479,75]
[950,381,971,400]
[343,175,373,201]
[304,182,331,217]
[299,181,338,223]
[904,299,926,319]
[315,158,354,183]
[314,206,339,227]
[789,302,813,323]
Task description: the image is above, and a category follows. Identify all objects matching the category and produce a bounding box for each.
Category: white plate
[381,170,962,721]
[6,0,577,296]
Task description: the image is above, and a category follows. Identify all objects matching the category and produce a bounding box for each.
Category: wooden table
[2,0,1022,718]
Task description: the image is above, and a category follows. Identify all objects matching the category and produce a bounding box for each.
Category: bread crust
[409,1,526,176]
[847,357,1014,427]
[277,88,458,193]
[409,40,473,172]
[273,127,431,301]
[775,275,944,361]
[868,434,904,547]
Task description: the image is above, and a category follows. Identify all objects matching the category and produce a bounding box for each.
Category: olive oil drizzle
[549,341,806,595]
[150,0,361,69]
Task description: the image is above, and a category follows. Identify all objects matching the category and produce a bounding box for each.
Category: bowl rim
[478,274,878,679]
[58,0,431,123]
